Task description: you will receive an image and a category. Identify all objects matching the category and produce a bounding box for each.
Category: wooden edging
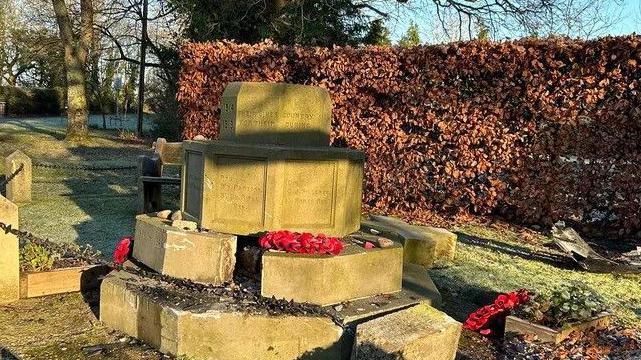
[505,313,611,344]
[19,264,111,299]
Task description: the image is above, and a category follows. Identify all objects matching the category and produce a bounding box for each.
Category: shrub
[0,86,64,116]
[177,37,641,238]
[20,242,56,272]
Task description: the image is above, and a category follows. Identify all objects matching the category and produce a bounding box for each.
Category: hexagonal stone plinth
[132,214,237,285]
[0,195,19,304]
[352,303,461,360]
[362,215,457,268]
[181,140,364,237]
[261,244,403,306]
[100,270,348,359]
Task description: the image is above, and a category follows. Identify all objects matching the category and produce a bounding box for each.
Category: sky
[385,0,640,43]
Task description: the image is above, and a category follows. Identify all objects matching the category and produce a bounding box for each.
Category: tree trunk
[136,0,148,137]
[51,0,92,141]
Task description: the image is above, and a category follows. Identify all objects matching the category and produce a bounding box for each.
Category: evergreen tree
[398,22,421,47]
[363,19,392,46]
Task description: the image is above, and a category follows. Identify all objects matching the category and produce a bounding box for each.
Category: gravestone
[4,150,32,203]
[220,82,332,147]
[0,195,19,304]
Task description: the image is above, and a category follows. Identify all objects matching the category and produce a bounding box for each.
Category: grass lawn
[0,117,160,255]
[0,116,639,358]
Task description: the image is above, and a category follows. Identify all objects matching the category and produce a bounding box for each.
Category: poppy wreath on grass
[463,289,530,335]
[113,236,133,265]
[259,230,344,255]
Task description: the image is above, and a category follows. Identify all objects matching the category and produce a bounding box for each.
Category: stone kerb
[220,82,332,147]
[4,150,32,203]
[261,243,403,306]
[132,214,237,285]
[0,195,19,304]
[361,215,457,268]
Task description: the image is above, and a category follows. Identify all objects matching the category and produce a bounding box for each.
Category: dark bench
[138,138,183,213]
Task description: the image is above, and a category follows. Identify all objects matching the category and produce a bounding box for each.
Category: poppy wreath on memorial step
[259,230,344,255]
[463,289,530,335]
[113,236,134,265]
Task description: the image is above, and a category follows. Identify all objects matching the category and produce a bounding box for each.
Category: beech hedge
[177,37,641,237]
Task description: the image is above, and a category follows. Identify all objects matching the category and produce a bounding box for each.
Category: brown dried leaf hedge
[178,37,641,238]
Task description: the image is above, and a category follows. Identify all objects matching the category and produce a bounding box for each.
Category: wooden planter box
[505,313,611,344]
[20,264,110,299]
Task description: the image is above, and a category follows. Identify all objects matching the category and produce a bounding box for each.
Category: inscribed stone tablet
[220,82,331,146]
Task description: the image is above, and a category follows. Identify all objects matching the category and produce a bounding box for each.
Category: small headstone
[4,150,32,203]
[0,195,19,304]
[220,82,332,146]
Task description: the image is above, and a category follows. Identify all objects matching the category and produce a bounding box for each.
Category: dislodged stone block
[132,214,237,285]
[4,150,32,203]
[261,243,403,306]
[352,303,461,360]
[361,215,457,268]
[220,82,332,147]
[0,195,19,304]
[100,270,347,359]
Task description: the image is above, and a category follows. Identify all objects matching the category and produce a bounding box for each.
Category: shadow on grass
[7,119,66,140]
[455,232,576,270]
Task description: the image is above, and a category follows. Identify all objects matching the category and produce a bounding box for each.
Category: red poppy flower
[113,236,133,265]
[259,231,344,255]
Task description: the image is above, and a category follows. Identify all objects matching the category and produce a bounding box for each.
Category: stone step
[132,214,237,285]
[100,269,349,360]
[352,303,462,360]
[261,243,403,306]
[361,215,457,268]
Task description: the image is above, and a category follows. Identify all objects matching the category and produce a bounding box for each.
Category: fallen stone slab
[361,215,457,268]
[352,303,461,360]
[261,243,403,306]
[100,270,348,360]
[0,195,19,304]
[132,214,237,285]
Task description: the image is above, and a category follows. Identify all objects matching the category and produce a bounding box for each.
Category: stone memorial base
[261,243,403,306]
[132,214,237,285]
[181,140,364,237]
[100,267,460,360]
